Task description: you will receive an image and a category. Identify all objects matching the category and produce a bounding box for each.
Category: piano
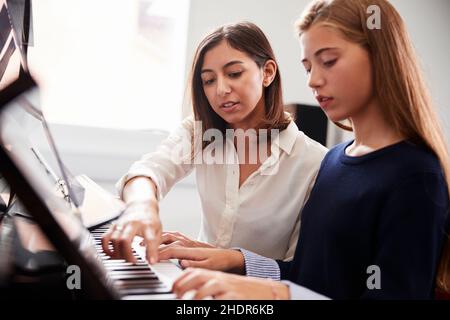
[90,224,173,297]
[0,199,180,299]
[0,75,182,300]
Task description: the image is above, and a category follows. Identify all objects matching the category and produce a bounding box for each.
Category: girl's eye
[323,59,337,67]
[303,64,311,75]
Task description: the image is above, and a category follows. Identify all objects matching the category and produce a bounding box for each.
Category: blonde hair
[296,0,450,295]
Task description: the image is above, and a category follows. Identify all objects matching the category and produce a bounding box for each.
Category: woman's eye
[323,59,337,67]
[228,71,242,78]
[305,69,311,75]
[203,79,215,85]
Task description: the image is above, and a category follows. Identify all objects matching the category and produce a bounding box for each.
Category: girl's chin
[323,110,349,123]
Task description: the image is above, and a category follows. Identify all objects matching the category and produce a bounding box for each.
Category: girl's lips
[317,97,334,110]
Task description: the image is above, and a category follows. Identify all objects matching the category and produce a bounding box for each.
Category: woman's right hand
[101,200,162,264]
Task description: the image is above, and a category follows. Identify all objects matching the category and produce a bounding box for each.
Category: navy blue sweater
[278,140,449,299]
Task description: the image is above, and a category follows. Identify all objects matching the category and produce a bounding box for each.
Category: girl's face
[201,40,270,130]
[300,24,374,122]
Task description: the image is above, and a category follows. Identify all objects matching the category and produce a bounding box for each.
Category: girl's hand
[172,268,290,300]
[158,246,245,274]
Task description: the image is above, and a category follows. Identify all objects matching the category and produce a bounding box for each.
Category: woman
[162,0,450,299]
[101,22,327,265]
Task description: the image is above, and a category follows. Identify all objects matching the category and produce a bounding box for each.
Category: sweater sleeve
[277,260,293,280]
[360,172,449,299]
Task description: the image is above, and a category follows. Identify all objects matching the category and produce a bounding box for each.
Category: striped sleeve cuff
[234,248,280,281]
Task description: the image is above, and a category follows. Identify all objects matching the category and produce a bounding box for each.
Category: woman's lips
[220,102,240,113]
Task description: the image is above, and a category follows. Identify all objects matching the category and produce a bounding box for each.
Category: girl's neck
[346,100,404,156]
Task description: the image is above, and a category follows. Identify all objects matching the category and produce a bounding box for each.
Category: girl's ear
[263,60,277,87]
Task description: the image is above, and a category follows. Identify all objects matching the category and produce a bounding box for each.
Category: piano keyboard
[90,224,172,297]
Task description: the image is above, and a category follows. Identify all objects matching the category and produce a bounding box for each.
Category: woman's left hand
[172,268,290,300]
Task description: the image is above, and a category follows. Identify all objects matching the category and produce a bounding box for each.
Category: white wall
[390,0,450,141]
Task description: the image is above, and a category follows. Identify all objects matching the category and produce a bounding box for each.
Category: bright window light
[28,0,190,131]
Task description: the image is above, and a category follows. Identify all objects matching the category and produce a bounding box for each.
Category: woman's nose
[216,76,231,96]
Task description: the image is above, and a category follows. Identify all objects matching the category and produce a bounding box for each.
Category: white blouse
[116,116,328,261]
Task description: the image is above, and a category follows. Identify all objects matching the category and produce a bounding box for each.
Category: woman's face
[300,23,374,122]
[200,40,268,130]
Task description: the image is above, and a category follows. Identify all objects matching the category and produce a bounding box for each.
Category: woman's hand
[172,268,290,300]
[159,231,215,249]
[158,246,245,274]
[101,200,162,264]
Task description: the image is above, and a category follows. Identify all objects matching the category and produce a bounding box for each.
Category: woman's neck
[346,100,404,156]
[230,99,266,132]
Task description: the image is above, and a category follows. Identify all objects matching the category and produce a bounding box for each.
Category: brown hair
[189,21,290,150]
[296,0,450,294]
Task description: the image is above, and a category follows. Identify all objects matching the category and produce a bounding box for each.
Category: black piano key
[109,274,158,281]
[116,281,165,288]
[120,287,171,295]
[105,265,151,270]
[109,272,157,279]
[104,260,148,266]
[109,270,155,275]
[114,278,162,286]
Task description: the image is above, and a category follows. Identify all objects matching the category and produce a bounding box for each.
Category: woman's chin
[220,114,243,126]
[216,107,257,129]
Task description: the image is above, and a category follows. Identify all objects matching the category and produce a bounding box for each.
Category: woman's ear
[263,60,277,87]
